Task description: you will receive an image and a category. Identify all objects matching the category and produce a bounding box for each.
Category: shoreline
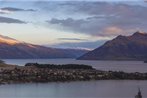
[0,63,147,85]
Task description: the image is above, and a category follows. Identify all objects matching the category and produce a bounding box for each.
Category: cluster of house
[0,64,146,84]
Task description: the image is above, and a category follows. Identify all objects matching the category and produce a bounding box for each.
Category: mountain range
[0,34,88,59]
[78,32,147,60]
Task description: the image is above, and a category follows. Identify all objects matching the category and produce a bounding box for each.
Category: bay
[3,59,147,72]
[0,80,146,98]
[1,59,147,98]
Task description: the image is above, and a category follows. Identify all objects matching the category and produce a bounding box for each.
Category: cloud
[51,40,106,49]
[0,9,11,14]
[58,38,88,41]
[0,7,36,14]
[46,2,147,37]
[47,16,117,36]
[47,18,92,33]
[0,16,26,23]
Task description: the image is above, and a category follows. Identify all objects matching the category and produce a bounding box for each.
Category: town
[0,63,147,84]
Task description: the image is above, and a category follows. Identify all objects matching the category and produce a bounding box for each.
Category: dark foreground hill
[78,31,147,60]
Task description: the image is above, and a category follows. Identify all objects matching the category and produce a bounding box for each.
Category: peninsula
[0,62,147,84]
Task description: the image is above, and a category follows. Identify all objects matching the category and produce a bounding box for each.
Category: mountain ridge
[78,31,147,60]
[0,34,88,59]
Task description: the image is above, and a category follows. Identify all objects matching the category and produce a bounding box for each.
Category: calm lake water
[0,80,146,98]
[3,59,147,72]
[1,59,147,98]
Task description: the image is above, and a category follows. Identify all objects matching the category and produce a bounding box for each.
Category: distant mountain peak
[0,34,21,45]
[115,35,126,40]
[78,31,147,60]
[132,31,147,37]
[0,34,88,59]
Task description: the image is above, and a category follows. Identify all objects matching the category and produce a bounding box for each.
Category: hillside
[0,34,88,59]
[78,31,147,60]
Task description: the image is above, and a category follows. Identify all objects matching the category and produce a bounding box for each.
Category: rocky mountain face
[0,35,88,59]
[78,32,147,60]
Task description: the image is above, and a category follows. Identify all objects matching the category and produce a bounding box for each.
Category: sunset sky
[0,0,146,49]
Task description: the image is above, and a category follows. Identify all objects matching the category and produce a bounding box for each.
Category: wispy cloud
[0,1,146,49]
[46,2,147,37]
[0,16,26,23]
[58,38,88,41]
[51,40,106,49]
[0,7,36,14]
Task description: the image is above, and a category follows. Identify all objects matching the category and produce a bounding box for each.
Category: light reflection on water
[1,59,147,98]
[0,80,146,98]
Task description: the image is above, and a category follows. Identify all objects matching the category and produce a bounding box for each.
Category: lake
[1,59,147,98]
[3,59,147,72]
[0,80,146,98]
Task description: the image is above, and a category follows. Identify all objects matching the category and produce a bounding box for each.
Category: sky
[0,0,147,49]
